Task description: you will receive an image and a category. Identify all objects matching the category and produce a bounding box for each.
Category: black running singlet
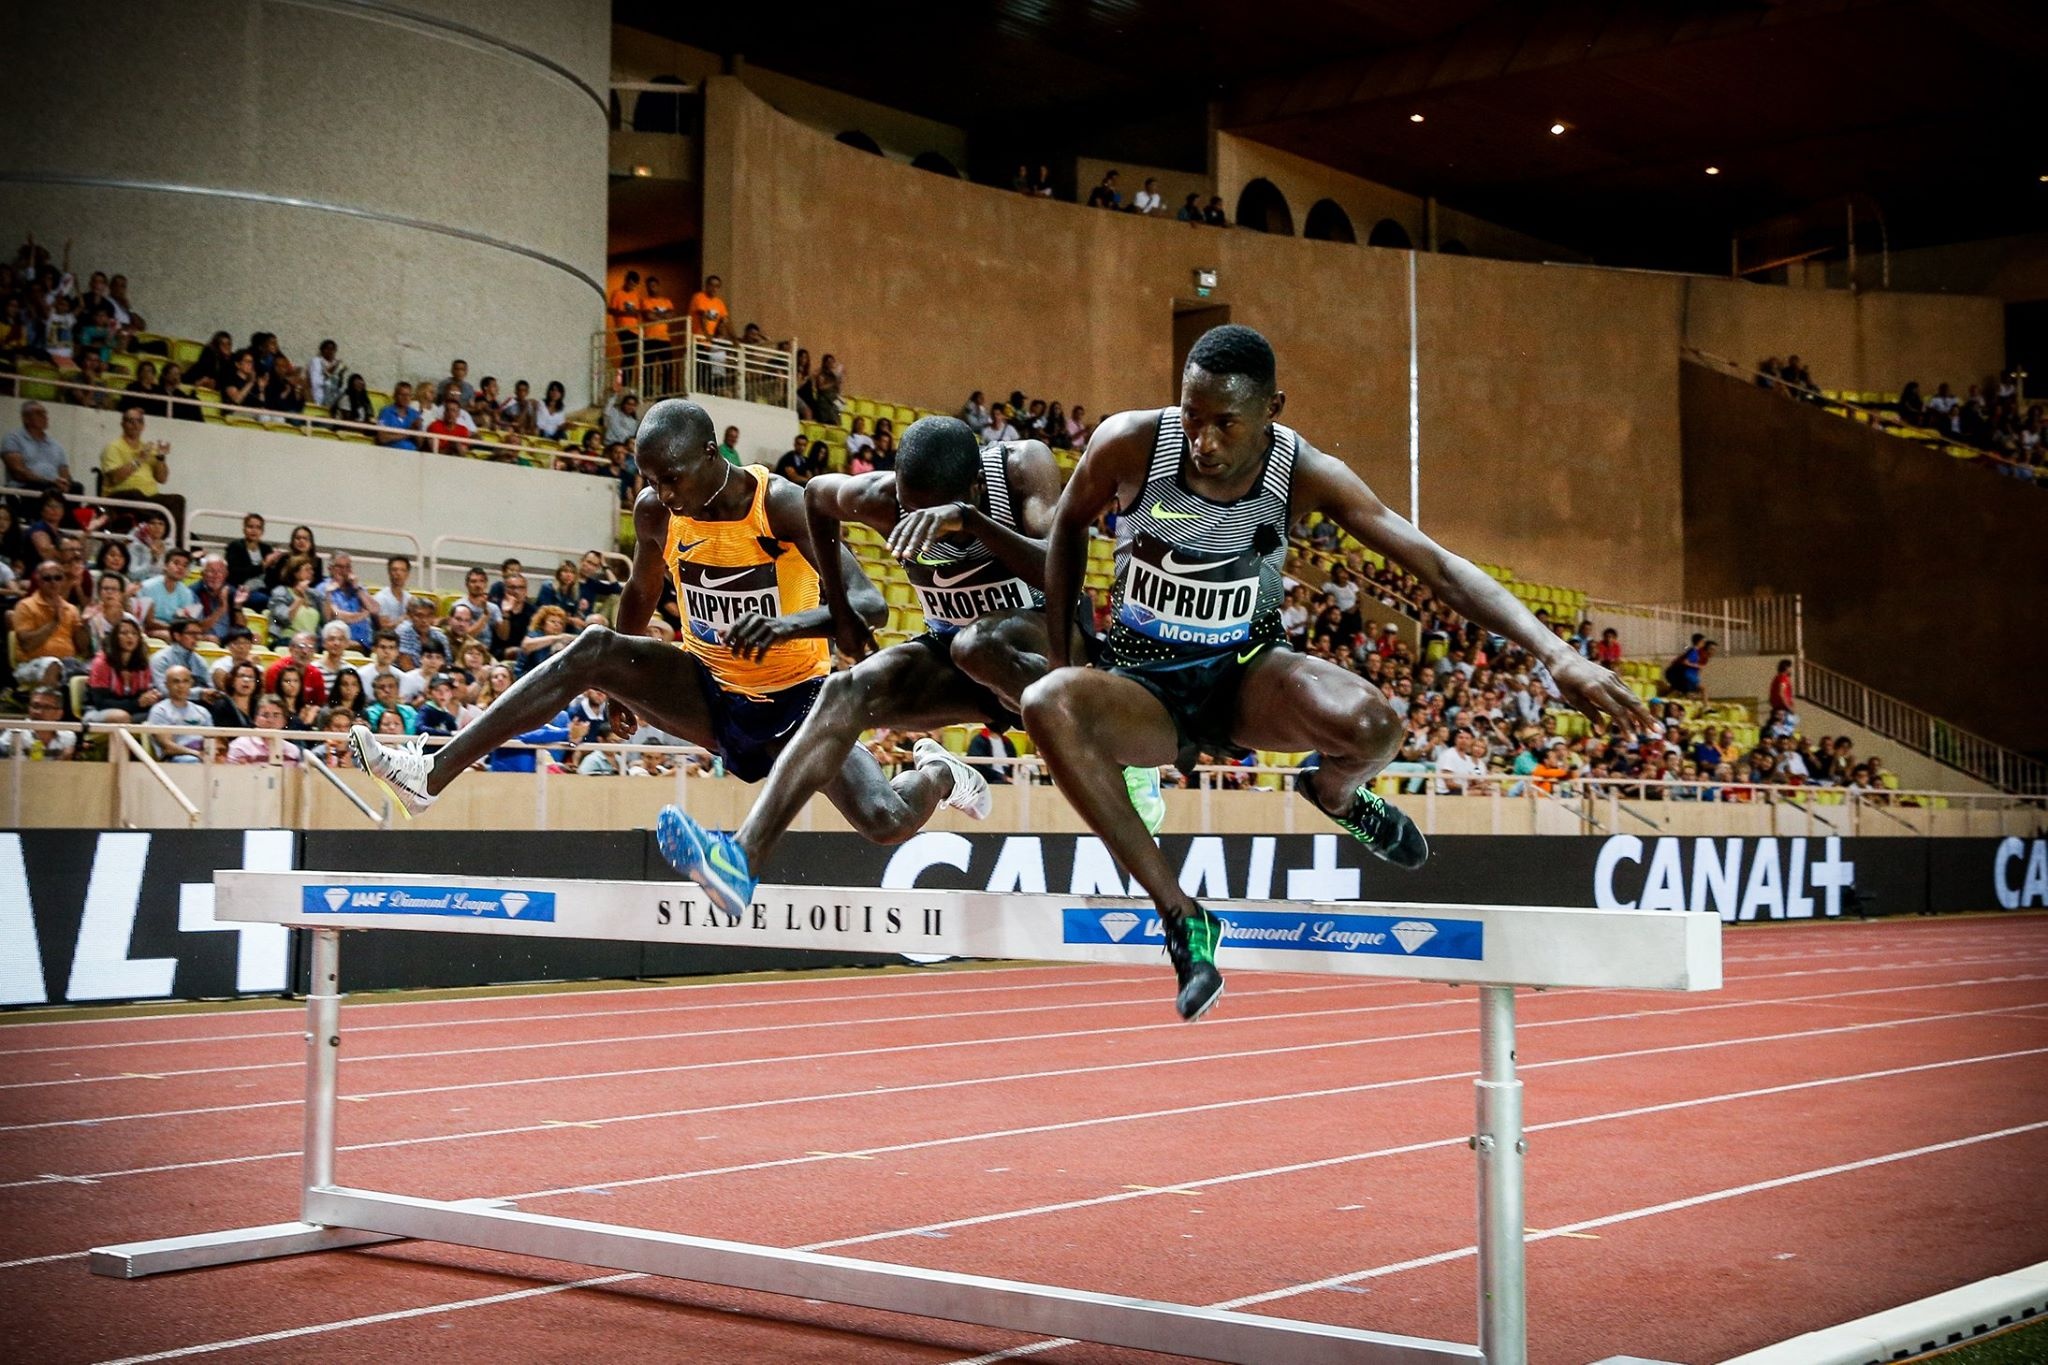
[1105,408,1298,669]
[900,442,1043,636]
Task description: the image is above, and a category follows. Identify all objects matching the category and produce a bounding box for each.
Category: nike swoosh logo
[699,568,757,589]
[1150,501,1202,520]
[674,539,706,556]
[930,564,986,589]
[1158,549,1247,577]
[1237,644,1269,665]
[709,845,746,878]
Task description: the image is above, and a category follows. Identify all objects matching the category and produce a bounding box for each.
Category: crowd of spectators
[957,390,1097,453]
[1754,348,2041,484]
[1022,168,1231,226]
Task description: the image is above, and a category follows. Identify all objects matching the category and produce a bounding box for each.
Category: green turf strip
[1910,1315,2048,1363]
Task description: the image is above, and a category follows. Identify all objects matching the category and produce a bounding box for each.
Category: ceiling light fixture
[1410,113,1425,123]
[1705,166,1720,175]
[1549,122,1567,135]
[630,164,653,178]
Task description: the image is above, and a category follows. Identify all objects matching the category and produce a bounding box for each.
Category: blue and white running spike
[656,805,758,918]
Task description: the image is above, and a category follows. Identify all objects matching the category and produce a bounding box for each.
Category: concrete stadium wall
[1678,363,2047,755]
[1,397,619,585]
[698,80,2005,606]
[2,0,610,404]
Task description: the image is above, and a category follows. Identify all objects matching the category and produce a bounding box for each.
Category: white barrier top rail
[217,872,1721,992]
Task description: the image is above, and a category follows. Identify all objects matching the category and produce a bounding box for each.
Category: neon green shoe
[1162,904,1224,1021]
[1298,756,1429,869]
[1124,765,1167,835]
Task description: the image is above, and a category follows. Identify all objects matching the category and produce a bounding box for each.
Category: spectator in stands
[267,556,326,641]
[376,381,420,450]
[800,354,843,426]
[99,405,173,517]
[470,376,504,434]
[535,560,583,628]
[1,688,75,761]
[845,416,875,464]
[66,351,117,411]
[210,626,257,693]
[84,570,139,655]
[515,603,575,674]
[717,425,742,466]
[136,546,195,638]
[603,389,640,445]
[152,362,199,424]
[609,271,643,371]
[1924,382,1958,429]
[396,597,449,669]
[271,663,319,731]
[641,278,678,375]
[148,618,205,687]
[495,575,539,661]
[320,552,374,649]
[438,358,474,410]
[576,549,623,620]
[960,391,991,437]
[1896,381,1924,425]
[1177,193,1202,223]
[330,374,373,426]
[774,436,815,485]
[120,361,166,418]
[83,618,159,723]
[967,725,1015,783]
[1768,658,1798,729]
[2,400,76,496]
[1593,627,1622,667]
[457,567,502,634]
[362,673,417,736]
[499,379,538,435]
[183,332,234,391]
[1067,406,1090,447]
[306,339,346,410]
[313,622,357,691]
[1661,635,1714,699]
[870,426,897,472]
[414,673,461,737]
[1086,170,1123,209]
[535,380,569,440]
[1435,728,1487,793]
[1132,178,1164,216]
[426,393,472,456]
[355,629,408,697]
[981,403,1019,445]
[1781,355,1813,395]
[125,513,167,583]
[224,513,279,601]
[687,275,727,341]
[1203,195,1229,226]
[226,695,301,765]
[220,350,261,408]
[191,553,239,642]
[372,554,413,628]
[145,665,211,761]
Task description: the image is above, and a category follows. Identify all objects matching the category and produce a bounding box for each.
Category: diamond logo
[1390,920,1438,954]
[500,893,529,918]
[322,888,349,911]
[1100,911,1140,942]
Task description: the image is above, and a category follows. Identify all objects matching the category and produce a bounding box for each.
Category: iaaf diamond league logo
[303,885,556,923]
[1061,907,1481,960]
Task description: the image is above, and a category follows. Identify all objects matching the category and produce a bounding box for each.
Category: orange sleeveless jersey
[662,463,828,698]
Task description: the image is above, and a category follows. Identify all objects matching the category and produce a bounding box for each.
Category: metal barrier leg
[302,928,341,1198]
[1475,986,1527,1365]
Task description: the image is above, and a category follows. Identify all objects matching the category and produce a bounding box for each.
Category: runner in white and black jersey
[656,416,1167,923]
[1024,326,1660,1021]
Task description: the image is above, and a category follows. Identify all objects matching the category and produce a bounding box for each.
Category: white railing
[593,328,796,411]
[188,509,422,572]
[425,534,632,595]
[1585,593,1802,658]
[9,719,2043,835]
[3,366,612,476]
[1800,660,2048,795]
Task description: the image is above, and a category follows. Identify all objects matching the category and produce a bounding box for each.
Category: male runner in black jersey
[1023,326,1658,1020]
[656,416,1166,917]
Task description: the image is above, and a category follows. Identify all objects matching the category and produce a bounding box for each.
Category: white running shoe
[350,724,437,816]
[913,737,992,820]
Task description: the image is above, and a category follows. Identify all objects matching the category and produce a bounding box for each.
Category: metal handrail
[2,365,613,475]
[112,727,199,824]
[1799,658,2047,795]
[425,535,632,593]
[592,327,797,412]
[300,745,389,827]
[187,508,422,575]
[18,488,187,549]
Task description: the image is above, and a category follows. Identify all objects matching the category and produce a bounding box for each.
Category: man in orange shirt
[686,274,731,395]
[608,270,644,373]
[11,560,87,691]
[641,276,677,388]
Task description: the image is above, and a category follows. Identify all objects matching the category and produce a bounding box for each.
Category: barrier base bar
[88,874,1724,1365]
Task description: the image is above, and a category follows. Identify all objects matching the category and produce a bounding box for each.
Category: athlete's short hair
[896,416,981,498]
[636,398,714,465]
[1186,324,1277,393]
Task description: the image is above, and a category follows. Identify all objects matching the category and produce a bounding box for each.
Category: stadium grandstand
[1,3,2044,1363]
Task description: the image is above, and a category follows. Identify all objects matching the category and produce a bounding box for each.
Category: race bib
[907,556,1034,632]
[676,562,780,645]
[1117,534,1261,647]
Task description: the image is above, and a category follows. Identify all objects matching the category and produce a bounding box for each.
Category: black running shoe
[1298,755,1430,870]
[1161,904,1225,1022]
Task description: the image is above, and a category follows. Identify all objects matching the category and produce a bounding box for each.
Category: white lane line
[0,980,1376,1091]
[11,968,2042,1137]
[16,946,2040,1095]
[0,1249,86,1270]
[91,1273,644,1364]
[87,1076,2048,1364]
[0,973,1179,1058]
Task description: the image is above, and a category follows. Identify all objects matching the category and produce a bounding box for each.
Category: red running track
[1,914,2045,1365]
